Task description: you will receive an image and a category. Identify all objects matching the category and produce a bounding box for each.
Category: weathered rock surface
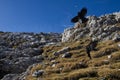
[62,12,120,42]
[32,70,44,77]
[53,47,70,56]
[0,32,61,79]
[1,74,19,80]
[62,52,72,58]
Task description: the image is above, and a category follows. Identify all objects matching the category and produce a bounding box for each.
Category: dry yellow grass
[93,42,119,58]
[44,68,98,80]
[25,40,120,80]
[98,68,120,80]
[111,52,120,61]
[110,62,120,69]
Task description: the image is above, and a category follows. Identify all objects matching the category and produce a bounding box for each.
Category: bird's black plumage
[71,7,88,23]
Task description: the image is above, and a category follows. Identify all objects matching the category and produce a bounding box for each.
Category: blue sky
[0,0,120,33]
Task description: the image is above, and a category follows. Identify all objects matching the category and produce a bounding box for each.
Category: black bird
[71,7,88,23]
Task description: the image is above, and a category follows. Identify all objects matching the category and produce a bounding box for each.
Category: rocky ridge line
[62,12,120,42]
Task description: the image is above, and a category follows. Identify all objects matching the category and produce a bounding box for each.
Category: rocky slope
[0,32,61,79]
[62,12,120,42]
[0,12,120,80]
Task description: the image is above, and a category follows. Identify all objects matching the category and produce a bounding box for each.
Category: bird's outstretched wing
[71,7,88,23]
[78,7,87,18]
[71,16,79,23]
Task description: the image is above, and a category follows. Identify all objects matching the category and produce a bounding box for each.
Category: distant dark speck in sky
[0,0,119,33]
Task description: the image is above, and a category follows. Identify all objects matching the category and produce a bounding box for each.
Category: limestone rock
[62,52,72,58]
[0,32,61,79]
[32,70,44,77]
[62,12,120,42]
[1,74,19,80]
[53,47,70,56]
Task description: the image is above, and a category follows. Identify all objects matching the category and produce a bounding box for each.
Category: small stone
[53,52,59,56]
[118,44,120,47]
[108,55,112,59]
[59,68,62,71]
[32,70,44,77]
[51,60,56,63]
[53,47,70,56]
[62,52,72,58]
[103,60,109,64]
[112,34,120,42]
[51,64,56,67]
[100,77,106,80]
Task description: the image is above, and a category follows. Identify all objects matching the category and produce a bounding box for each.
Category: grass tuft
[98,68,120,80]
[93,45,119,58]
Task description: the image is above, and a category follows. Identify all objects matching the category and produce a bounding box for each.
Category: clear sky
[0,0,120,33]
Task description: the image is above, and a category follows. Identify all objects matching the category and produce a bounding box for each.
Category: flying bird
[71,7,88,23]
